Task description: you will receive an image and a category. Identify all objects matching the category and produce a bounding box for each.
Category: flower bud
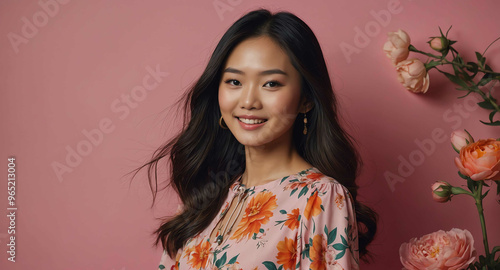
[431,181,452,203]
[450,130,474,153]
[428,37,449,52]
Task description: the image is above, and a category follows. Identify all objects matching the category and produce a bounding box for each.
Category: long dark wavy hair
[130,8,378,262]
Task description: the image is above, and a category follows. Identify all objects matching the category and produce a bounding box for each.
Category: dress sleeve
[297,180,360,270]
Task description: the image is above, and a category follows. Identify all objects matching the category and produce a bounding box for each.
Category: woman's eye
[264,81,282,88]
[225,79,241,86]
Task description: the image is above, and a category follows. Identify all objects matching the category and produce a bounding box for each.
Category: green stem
[410,45,500,76]
[474,181,491,262]
[434,67,500,114]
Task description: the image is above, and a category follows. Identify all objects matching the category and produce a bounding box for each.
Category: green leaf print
[335,249,346,260]
[341,235,347,246]
[228,254,239,264]
[327,227,337,245]
[215,252,227,268]
[263,261,278,270]
[333,243,347,250]
[297,186,309,198]
[158,264,165,269]
[279,209,287,214]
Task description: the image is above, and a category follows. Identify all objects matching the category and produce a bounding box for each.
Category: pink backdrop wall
[1,0,499,269]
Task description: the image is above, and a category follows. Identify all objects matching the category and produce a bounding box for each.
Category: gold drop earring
[303,112,307,135]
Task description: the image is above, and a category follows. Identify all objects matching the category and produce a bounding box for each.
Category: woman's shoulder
[281,167,350,196]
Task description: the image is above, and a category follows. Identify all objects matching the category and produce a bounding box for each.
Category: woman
[133,8,377,269]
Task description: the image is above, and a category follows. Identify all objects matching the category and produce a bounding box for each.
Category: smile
[237,117,268,124]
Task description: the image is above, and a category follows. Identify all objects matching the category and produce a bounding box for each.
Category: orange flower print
[187,239,211,269]
[284,172,323,190]
[335,191,345,210]
[284,208,300,230]
[276,237,297,270]
[230,191,278,241]
[309,234,326,270]
[304,191,322,220]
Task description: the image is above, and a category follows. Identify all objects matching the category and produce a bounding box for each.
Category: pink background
[1,0,499,269]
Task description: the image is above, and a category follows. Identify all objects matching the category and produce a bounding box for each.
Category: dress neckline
[231,166,319,192]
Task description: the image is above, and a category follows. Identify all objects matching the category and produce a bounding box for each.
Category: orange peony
[284,208,300,230]
[187,239,211,269]
[304,190,322,220]
[276,237,297,270]
[230,191,278,241]
[454,138,500,181]
[309,234,326,270]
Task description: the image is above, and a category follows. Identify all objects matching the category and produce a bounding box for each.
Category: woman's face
[218,36,307,148]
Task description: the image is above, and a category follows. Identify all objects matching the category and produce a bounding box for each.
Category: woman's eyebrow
[223,67,288,76]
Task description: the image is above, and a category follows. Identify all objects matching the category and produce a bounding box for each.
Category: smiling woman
[131,8,378,270]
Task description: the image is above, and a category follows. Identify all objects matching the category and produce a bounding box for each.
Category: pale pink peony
[451,130,474,153]
[400,228,476,270]
[454,138,500,181]
[431,181,452,203]
[383,29,411,65]
[395,58,430,94]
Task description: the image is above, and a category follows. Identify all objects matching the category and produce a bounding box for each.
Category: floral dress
[157,167,359,270]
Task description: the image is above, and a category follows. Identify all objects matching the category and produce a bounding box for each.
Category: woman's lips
[236,117,267,130]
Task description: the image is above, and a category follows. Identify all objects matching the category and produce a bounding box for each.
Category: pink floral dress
[157,167,359,270]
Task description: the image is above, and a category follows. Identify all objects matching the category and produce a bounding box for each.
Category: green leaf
[477,100,496,110]
[488,111,498,123]
[481,189,490,199]
[458,171,469,180]
[466,62,478,77]
[335,249,346,260]
[457,90,474,99]
[333,243,346,251]
[476,51,486,68]
[425,60,442,70]
[328,228,338,245]
[341,235,347,246]
[279,210,287,214]
[228,254,239,265]
[259,228,265,233]
[479,119,500,126]
[298,186,309,198]
[442,71,469,88]
[262,261,278,270]
[216,252,227,268]
[159,264,166,270]
[467,178,477,192]
[478,73,493,86]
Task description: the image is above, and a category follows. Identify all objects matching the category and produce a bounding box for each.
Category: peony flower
[395,58,430,93]
[454,138,500,181]
[431,181,452,203]
[383,29,411,65]
[400,228,476,270]
[428,37,449,52]
[451,130,474,153]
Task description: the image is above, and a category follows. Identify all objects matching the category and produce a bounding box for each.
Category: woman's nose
[239,82,261,110]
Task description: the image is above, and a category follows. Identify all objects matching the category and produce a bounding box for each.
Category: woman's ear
[300,98,314,114]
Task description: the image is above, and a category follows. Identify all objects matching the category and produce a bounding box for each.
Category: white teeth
[238,117,267,124]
